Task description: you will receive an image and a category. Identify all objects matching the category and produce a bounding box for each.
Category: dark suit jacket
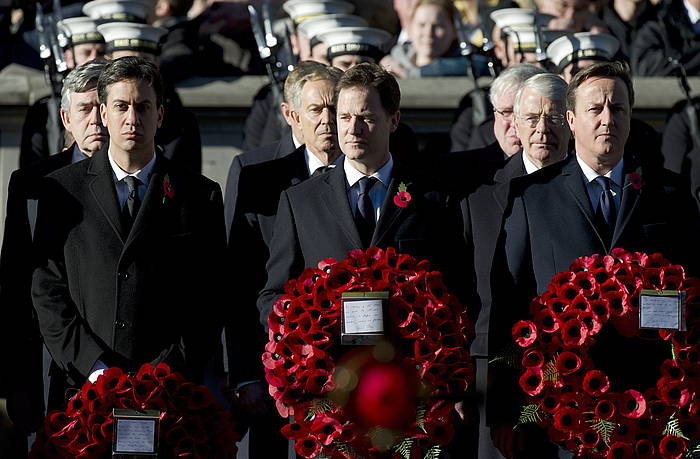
[0,148,73,431]
[224,134,297,232]
[502,152,700,301]
[225,142,308,384]
[257,161,470,327]
[662,99,700,211]
[32,150,226,387]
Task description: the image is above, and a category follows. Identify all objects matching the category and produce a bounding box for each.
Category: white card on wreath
[639,289,686,331]
[344,299,384,334]
[113,409,160,456]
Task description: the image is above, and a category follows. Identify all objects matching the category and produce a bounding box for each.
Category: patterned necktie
[122,176,141,233]
[355,176,378,247]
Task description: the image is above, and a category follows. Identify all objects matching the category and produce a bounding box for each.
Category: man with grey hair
[459,72,568,459]
[452,64,548,155]
[0,59,107,447]
[224,61,342,458]
[513,73,570,172]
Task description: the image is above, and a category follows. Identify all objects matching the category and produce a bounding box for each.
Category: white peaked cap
[297,14,368,41]
[490,8,554,30]
[97,22,167,54]
[319,26,392,60]
[83,0,152,22]
[504,25,567,51]
[283,0,355,24]
[59,17,104,45]
[547,32,620,71]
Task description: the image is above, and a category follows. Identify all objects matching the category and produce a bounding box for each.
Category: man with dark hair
[0,59,106,454]
[258,61,469,354]
[496,62,700,415]
[31,57,225,408]
[224,61,342,458]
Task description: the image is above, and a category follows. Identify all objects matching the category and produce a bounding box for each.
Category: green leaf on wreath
[586,417,618,447]
[304,399,334,421]
[542,360,560,384]
[334,441,366,459]
[489,343,522,369]
[516,404,547,427]
[416,403,428,434]
[423,445,441,459]
[663,414,690,441]
[684,443,700,458]
[394,437,414,459]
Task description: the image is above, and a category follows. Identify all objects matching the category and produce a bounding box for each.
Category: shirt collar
[108,150,157,185]
[292,133,302,149]
[686,0,700,23]
[344,153,393,188]
[71,144,89,164]
[576,154,625,187]
[522,151,540,175]
[304,148,343,175]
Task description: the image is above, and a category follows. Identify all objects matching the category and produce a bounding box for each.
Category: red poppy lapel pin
[393,182,411,207]
[625,166,643,192]
[162,174,175,204]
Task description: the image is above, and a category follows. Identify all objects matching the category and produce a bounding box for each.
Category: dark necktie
[311,165,332,177]
[354,176,377,247]
[122,176,141,233]
[594,176,615,243]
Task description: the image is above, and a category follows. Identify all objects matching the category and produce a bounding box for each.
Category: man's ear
[389,110,400,133]
[100,103,108,127]
[60,108,71,131]
[566,109,576,137]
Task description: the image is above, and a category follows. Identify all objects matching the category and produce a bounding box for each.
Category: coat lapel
[493,152,526,211]
[611,163,642,247]
[87,150,126,243]
[372,174,410,247]
[123,168,165,249]
[320,165,363,248]
[286,146,310,187]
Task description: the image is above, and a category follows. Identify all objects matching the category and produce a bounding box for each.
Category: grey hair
[60,60,106,111]
[513,73,568,115]
[290,63,343,111]
[489,64,547,108]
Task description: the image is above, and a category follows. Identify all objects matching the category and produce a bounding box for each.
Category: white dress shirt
[576,155,625,214]
[685,0,700,33]
[344,154,394,223]
[304,148,343,176]
[522,152,541,175]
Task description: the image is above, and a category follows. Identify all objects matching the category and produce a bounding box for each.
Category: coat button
[118,272,128,280]
[115,320,127,329]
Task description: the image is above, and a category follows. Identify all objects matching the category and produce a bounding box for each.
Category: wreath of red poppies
[513,249,700,458]
[264,247,474,458]
[30,363,239,459]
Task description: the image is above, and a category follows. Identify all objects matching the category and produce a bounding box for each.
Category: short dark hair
[334,62,401,114]
[566,61,634,112]
[97,56,164,106]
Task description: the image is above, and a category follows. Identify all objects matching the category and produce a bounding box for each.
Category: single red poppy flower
[552,406,581,432]
[582,370,610,396]
[282,421,310,440]
[580,428,600,448]
[425,419,455,446]
[295,436,321,458]
[617,389,647,418]
[661,359,686,381]
[594,399,616,420]
[556,352,582,375]
[647,252,671,268]
[561,318,588,347]
[534,308,560,333]
[512,320,537,347]
[657,378,691,408]
[393,191,411,207]
[162,178,175,199]
[522,349,545,368]
[519,368,544,396]
[634,438,655,457]
[607,441,634,459]
[659,434,686,459]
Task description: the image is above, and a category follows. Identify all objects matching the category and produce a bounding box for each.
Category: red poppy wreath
[263,247,474,458]
[30,363,240,459]
[512,249,700,458]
